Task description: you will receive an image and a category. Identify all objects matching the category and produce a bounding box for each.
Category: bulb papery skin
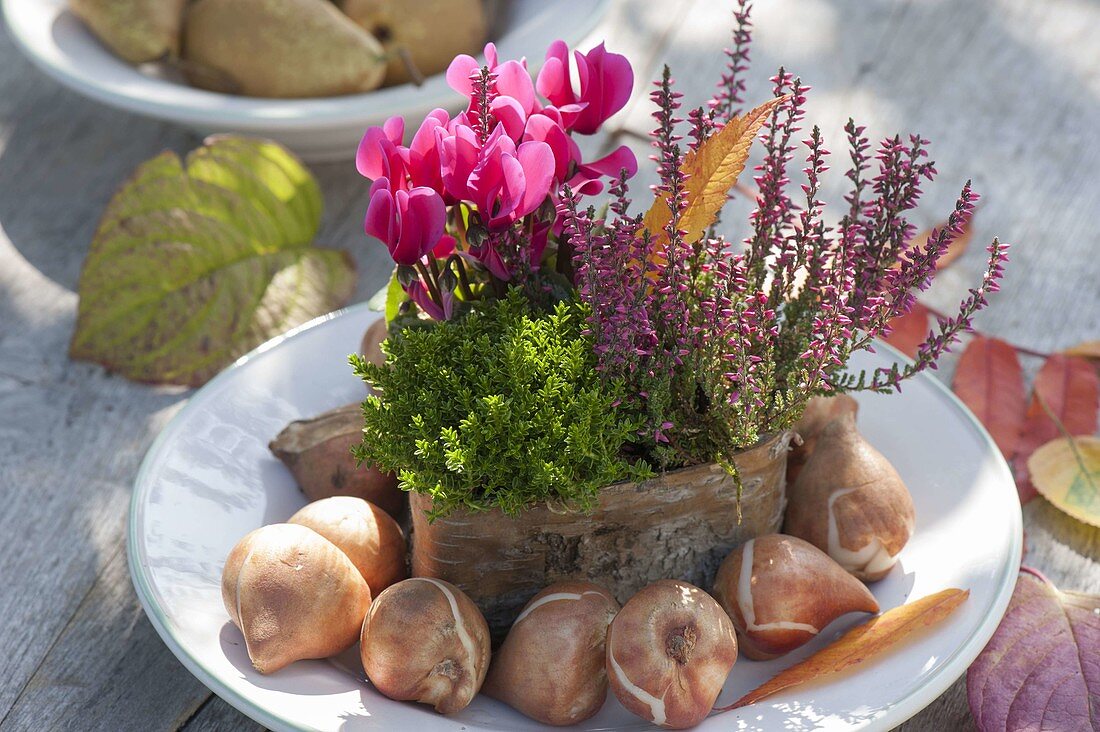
[221,523,372,674]
[784,412,915,582]
[605,579,737,729]
[483,581,619,726]
[360,577,491,714]
[713,533,879,660]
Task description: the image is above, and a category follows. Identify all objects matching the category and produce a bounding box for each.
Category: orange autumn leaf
[883,302,932,358]
[1028,436,1100,528]
[642,96,784,246]
[1064,340,1100,361]
[723,588,969,710]
[952,336,1027,459]
[1013,355,1100,502]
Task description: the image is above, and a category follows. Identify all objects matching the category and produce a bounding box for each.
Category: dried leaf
[967,569,1100,731]
[1064,340,1100,361]
[724,588,969,710]
[642,97,784,245]
[69,136,356,386]
[883,302,932,358]
[1013,355,1100,502]
[1027,436,1100,527]
[952,336,1027,459]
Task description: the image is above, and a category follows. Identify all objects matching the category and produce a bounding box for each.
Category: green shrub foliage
[351,292,651,519]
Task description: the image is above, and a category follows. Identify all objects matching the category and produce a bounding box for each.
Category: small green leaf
[366,267,408,322]
[70,136,356,386]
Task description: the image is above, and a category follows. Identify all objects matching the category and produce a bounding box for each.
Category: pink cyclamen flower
[363,179,446,266]
[467,129,554,230]
[447,43,539,115]
[356,116,407,189]
[537,41,633,134]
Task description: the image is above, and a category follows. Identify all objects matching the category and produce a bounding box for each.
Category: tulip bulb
[788,394,859,483]
[288,496,406,595]
[483,581,619,726]
[269,404,404,518]
[361,577,491,714]
[785,412,916,581]
[606,580,738,729]
[221,523,371,674]
[713,534,879,660]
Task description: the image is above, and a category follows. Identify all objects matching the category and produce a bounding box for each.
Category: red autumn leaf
[883,302,932,359]
[1013,355,1100,503]
[967,568,1100,731]
[952,336,1027,459]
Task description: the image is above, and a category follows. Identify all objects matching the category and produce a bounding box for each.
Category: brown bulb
[222,523,371,674]
[785,412,916,581]
[361,578,490,714]
[288,496,406,595]
[606,580,737,729]
[483,581,619,726]
[713,534,879,660]
[269,404,405,518]
[788,394,859,483]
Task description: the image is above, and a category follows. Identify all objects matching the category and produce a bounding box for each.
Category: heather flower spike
[562,3,1007,467]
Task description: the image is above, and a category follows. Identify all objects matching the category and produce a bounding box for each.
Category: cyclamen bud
[439,264,459,293]
[466,222,488,248]
[396,265,419,288]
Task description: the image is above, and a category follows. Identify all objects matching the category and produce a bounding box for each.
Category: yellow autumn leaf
[1027,435,1100,527]
[1064,340,1100,361]
[721,588,969,710]
[641,96,785,245]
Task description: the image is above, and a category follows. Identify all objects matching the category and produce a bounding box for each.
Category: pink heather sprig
[746,70,809,279]
[711,0,753,123]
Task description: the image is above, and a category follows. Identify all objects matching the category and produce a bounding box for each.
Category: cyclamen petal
[515,140,554,216]
[364,181,446,266]
[445,53,481,96]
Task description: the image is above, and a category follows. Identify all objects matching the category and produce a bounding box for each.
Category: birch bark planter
[410,430,795,636]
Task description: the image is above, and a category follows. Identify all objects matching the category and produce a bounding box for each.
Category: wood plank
[0,546,212,730]
[180,697,265,732]
[0,0,1098,730]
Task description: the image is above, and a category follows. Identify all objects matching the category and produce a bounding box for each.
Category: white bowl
[128,304,1023,731]
[1,0,611,161]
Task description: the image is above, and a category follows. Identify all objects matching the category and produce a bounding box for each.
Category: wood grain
[1,0,1098,730]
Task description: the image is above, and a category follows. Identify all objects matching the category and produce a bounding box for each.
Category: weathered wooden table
[2,0,1098,729]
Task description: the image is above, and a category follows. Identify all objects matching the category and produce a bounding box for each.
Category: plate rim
[0,0,612,130]
[127,302,1023,732]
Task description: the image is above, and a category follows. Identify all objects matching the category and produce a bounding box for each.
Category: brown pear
[483,581,619,726]
[288,496,406,595]
[360,318,388,368]
[69,0,186,63]
[606,580,737,729]
[183,0,387,98]
[222,523,371,674]
[784,411,916,581]
[713,534,879,660]
[340,0,487,85]
[361,577,491,714]
[269,403,405,518]
[788,394,859,483]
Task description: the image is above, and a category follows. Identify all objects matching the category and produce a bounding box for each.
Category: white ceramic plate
[128,303,1022,731]
[1,0,610,161]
